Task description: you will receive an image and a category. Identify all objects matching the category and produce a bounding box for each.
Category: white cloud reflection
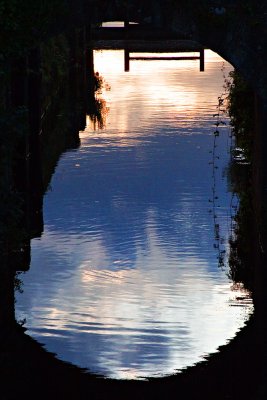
[16,49,253,380]
[17,211,253,380]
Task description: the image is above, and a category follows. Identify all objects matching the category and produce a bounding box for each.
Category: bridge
[2,1,267,99]
[90,22,205,71]
[84,0,267,100]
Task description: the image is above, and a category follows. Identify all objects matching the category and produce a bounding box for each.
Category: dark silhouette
[1,1,267,399]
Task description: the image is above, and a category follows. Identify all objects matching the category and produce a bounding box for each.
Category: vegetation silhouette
[209,66,255,295]
[226,71,254,291]
[87,71,110,130]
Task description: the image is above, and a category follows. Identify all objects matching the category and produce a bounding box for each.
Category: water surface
[16,50,253,380]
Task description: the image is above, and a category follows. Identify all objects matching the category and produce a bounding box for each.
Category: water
[16,50,253,380]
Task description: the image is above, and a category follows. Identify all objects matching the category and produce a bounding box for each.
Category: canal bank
[0,313,263,400]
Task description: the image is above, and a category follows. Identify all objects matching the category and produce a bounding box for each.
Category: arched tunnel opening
[1,2,267,399]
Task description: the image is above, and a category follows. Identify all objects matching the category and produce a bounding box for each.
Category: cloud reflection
[17,213,253,379]
[16,50,253,380]
[83,49,232,136]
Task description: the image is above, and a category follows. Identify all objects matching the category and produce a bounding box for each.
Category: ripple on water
[16,49,253,380]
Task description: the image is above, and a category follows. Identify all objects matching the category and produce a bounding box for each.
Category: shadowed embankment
[0,312,264,400]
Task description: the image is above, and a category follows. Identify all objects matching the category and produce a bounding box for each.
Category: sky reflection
[16,50,253,380]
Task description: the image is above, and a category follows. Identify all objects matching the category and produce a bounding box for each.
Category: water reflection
[87,72,110,130]
[16,50,253,380]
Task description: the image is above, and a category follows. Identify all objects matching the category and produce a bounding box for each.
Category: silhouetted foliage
[210,67,254,289]
[87,72,110,130]
[226,71,254,290]
[0,0,69,58]
[227,70,254,162]
[41,34,70,108]
[0,106,28,260]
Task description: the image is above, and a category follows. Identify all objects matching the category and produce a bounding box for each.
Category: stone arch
[89,0,267,100]
[89,0,267,212]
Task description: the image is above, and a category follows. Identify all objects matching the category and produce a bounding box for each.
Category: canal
[15,49,253,380]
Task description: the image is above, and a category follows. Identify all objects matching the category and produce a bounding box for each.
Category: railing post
[200,48,205,72]
[124,49,130,72]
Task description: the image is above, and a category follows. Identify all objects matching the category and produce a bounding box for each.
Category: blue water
[16,50,253,380]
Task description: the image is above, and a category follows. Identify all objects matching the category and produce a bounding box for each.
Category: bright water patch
[16,50,253,380]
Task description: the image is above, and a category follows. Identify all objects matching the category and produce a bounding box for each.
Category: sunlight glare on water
[16,49,253,380]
